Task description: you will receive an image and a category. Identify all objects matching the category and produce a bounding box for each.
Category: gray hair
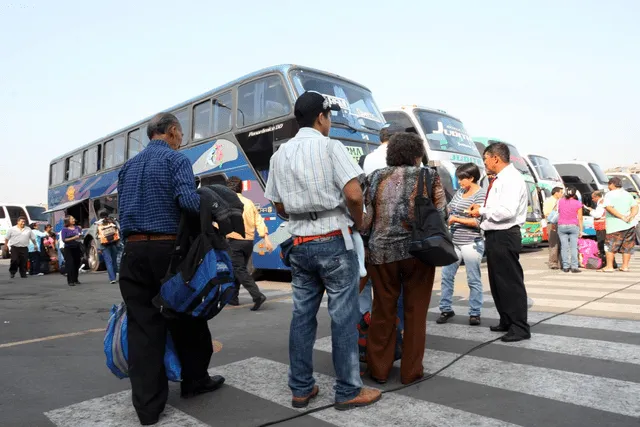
[147,112,181,140]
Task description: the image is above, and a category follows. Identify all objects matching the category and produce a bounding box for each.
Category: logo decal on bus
[66,186,76,201]
[345,146,364,164]
[193,139,239,174]
[248,123,284,138]
[361,133,370,141]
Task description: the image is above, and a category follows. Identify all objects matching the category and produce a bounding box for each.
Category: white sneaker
[37,273,44,276]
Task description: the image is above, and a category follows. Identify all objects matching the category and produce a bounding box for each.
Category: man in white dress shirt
[469,142,530,342]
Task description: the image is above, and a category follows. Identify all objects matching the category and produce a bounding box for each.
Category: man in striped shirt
[265,91,382,410]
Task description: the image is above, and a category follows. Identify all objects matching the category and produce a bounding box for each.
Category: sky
[1,0,638,204]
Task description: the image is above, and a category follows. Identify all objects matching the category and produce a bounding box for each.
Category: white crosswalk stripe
[213,357,522,427]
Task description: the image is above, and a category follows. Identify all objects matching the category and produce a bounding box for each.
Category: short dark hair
[455,163,481,183]
[552,186,563,196]
[564,186,578,199]
[379,127,391,143]
[63,216,74,227]
[386,132,426,167]
[147,112,181,140]
[226,176,243,194]
[29,222,38,229]
[98,210,109,219]
[609,176,623,188]
[17,216,27,222]
[592,190,603,199]
[484,142,510,163]
[296,110,329,129]
[45,224,52,230]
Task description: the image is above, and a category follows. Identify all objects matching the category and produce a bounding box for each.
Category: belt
[126,234,176,242]
[293,228,351,246]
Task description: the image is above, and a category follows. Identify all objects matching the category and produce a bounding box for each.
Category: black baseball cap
[294,91,342,122]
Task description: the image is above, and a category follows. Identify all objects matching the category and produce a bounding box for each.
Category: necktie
[484,175,497,207]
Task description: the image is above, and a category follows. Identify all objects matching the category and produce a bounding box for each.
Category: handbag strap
[417,167,432,200]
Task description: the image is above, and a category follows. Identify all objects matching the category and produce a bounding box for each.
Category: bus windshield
[415,110,479,157]
[26,206,48,221]
[290,69,385,132]
[632,174,640,190]
[505,144,530,175]
[528,155,561,181]
[526,181,543,220]
[588,163,609,185]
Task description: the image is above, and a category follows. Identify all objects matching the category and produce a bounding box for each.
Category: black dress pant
[64,246,82,284]
[485,226,530,337]
[228,239,264,302]
[9,246,28,277]
[119,240,213,423]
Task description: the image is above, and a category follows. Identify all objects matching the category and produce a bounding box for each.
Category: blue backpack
[104,302,182,382]
[152,187,237,320]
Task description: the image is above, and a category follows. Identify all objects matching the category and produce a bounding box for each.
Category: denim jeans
[288,236,362,403]
[359,278,404,330]
[101,244,120,282]
[558,224,580,269]
[439,239,484,317]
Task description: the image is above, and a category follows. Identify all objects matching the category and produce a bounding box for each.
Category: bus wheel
[87,239,102,272]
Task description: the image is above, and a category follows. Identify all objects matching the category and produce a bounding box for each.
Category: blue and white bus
[46,65,385,271]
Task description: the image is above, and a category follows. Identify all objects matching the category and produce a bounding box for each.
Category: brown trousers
[366,258,435,384]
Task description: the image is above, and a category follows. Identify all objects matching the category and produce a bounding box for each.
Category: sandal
[618,268,631,272]
[597,269,615,273]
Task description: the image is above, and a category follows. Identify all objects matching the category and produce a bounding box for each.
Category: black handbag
[409,168,458,266]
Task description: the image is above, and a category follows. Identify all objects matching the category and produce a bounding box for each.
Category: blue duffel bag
[104,302,182,382]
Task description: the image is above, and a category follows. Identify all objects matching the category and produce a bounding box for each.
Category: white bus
[382,106,484,202]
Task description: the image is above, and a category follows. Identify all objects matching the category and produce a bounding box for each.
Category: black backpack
[409,168,458,266]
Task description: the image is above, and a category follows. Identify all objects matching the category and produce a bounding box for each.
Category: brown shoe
[334,387,382,411]
[291,385,319,408]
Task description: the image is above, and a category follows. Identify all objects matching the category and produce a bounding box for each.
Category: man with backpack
[96,210,122,284]
[118,113,224,426]
[265,91,381,411]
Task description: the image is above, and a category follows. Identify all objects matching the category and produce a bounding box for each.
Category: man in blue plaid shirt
[118,112,225,425]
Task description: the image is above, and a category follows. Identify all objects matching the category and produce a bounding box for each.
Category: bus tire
[87,238,103,272]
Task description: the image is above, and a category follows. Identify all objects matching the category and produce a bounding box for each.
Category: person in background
[469,142,530,342]
[28,223,47,276]
[557,187,583,273]
[41,224,58,273]
[364,132,446,385]
[225,176,273,310]
[61,216,83,286]
[585,190,614,268]
[5,216,38,279]
[436,163,486,326]
[543,187,564,270]
[599,177,639,272]
[265,91,381,411]
[96,210,122,284]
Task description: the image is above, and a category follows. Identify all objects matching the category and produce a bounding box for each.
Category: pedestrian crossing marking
[211,357,522,427]
[313,338,640,417]
[45,390,208,427]
[425,321,640,365]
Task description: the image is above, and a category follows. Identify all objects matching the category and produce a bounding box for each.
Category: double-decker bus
[382,106,484,202]
[473,138,544,247]
[46,65,385,271]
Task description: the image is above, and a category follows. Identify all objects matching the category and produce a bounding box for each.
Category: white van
[0,204,49,258]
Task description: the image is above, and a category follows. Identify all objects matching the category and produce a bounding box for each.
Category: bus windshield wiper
[332,120,359,133]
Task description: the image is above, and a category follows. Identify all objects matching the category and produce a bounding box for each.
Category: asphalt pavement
[0,249,639,427]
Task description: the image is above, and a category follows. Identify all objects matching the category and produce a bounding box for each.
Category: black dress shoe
[181,375,225,399]
[251,294,266,311]
[490,324,510,332]
[501,333,531,342]
[436,311,455,324]
[571,269,581,273]
[10,273,15,278]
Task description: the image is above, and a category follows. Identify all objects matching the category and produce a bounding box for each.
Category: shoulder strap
[420,167,433,200]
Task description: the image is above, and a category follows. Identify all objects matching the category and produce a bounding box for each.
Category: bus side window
[6,206,27,226]
[382,111,414,131]
[174,108,190,147]
[213,92,233,134]
[237,76,290,127]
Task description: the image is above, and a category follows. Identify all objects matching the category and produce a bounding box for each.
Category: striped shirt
[264,127,364,237]
[448,188,486,246]
[118,140,200,236]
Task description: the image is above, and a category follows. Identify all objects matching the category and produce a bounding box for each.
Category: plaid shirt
[118,140,200,236]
